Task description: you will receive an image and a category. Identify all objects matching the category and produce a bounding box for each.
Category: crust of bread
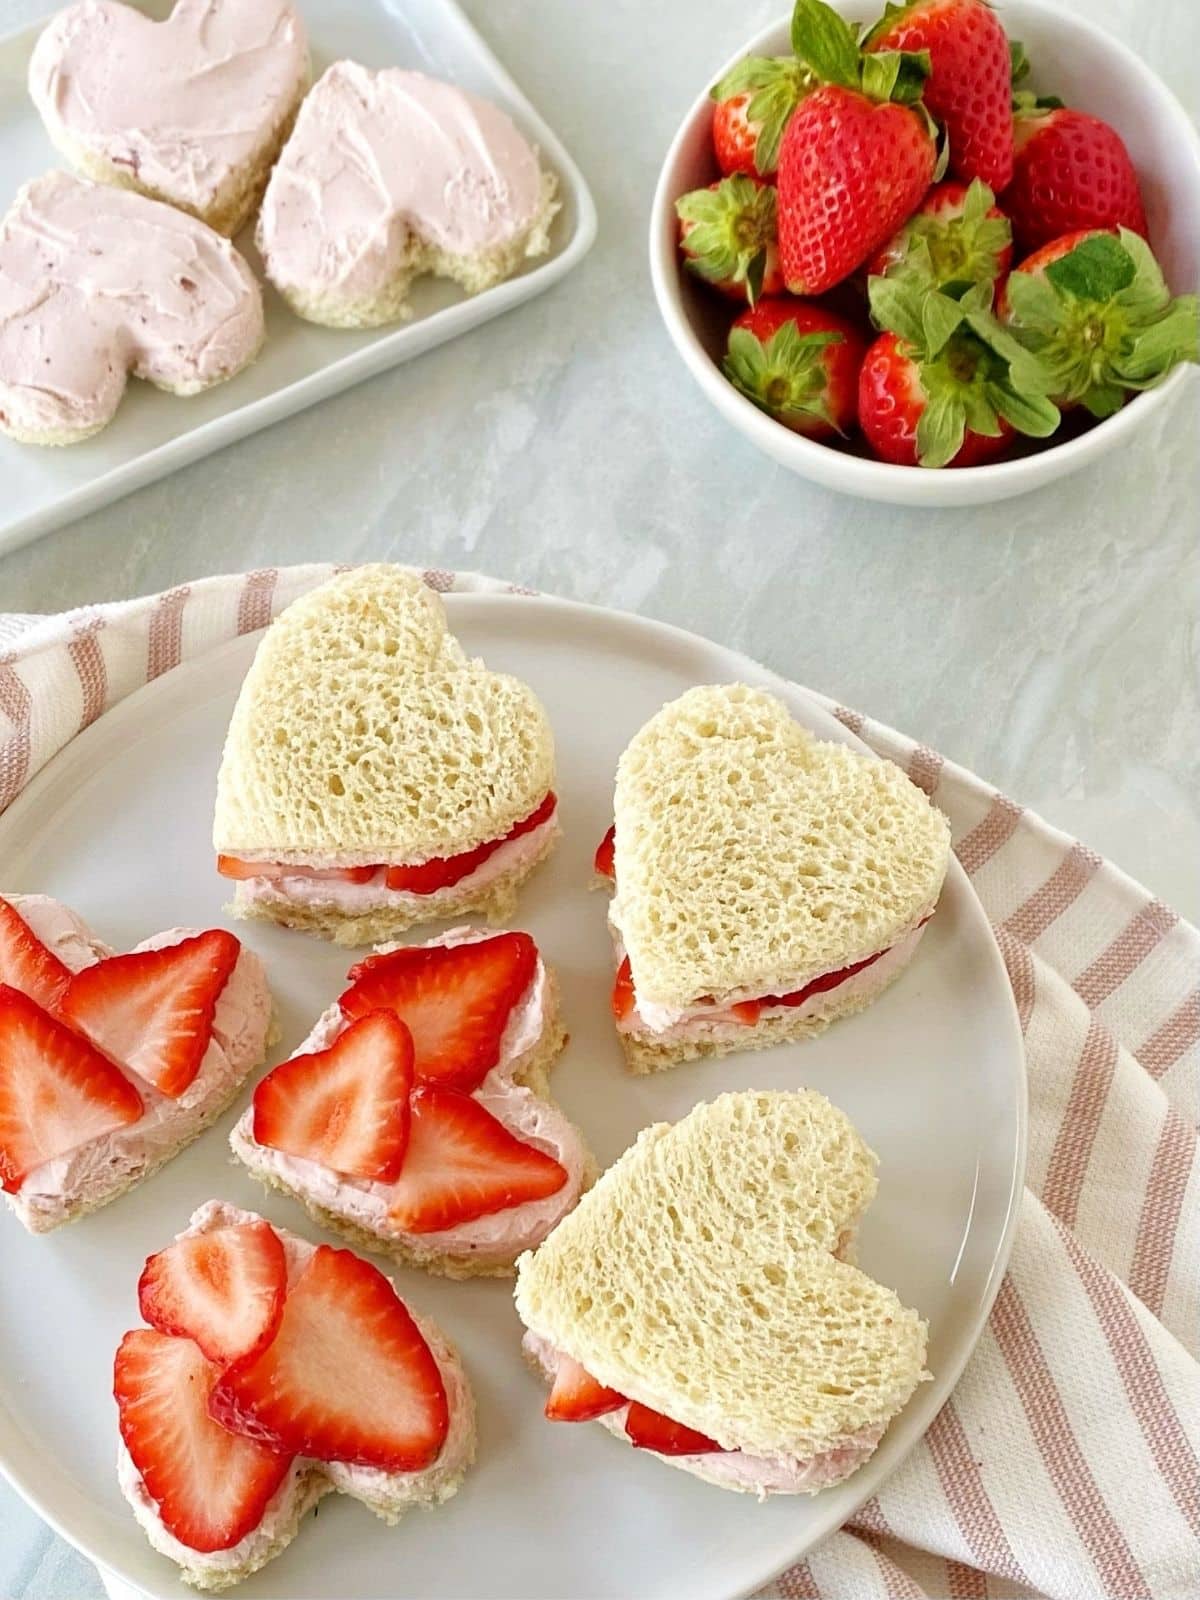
[227,825,558,948]
[268,170,558,328]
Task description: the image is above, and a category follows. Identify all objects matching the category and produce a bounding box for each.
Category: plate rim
[0,0,599,560]
[0,590,1028,1600]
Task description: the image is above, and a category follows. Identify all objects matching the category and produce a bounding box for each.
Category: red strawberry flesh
[115,1329,293,1554]
[210,1244,449,1472]
[217,858,376,884]
[545,1354,625,1422]
[593,826,615,880]
[138,1221,288,1366]
[624,1401,726,1455]
[384,791,556,895]
[0,897,72,1015]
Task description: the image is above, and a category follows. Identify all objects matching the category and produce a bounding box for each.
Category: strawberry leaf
[1009,39,1030,87]
[709,57,816,173]
[861,48,930,106]
[790,0,862,90]
[921,291,966,359]
[1044,233,1136,302]
[986,381,1061,436]
[723,323,841,427]
[915,389,967,470]
[676,176,777,303]
[868,274,927,348]
[1113,297,1200,384]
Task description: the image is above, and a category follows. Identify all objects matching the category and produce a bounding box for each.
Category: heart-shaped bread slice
[603,684,951,1072]
[116,1201,475,1589]
[0,894,273,1232]
[28,0,309,237]
[257,62,558,328]
[214,567,559,946]
[0,173,263,446]
[515,1090,929,1494]
[230,926,593,1278]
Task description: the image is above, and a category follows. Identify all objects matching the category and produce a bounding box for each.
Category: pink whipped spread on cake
[230,927,586,1261]
[523,1332,884,1499]
[118,1201,474,1574]
[28,0,308,217]
[7,896,271,1232]
[257,61,546,297]
[0,172,263,439]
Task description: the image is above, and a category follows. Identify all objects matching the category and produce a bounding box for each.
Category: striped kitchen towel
[1,566,1197,1600]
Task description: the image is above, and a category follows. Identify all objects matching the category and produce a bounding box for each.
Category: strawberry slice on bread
[116,1202,476,1588]
[231,928,591,1279]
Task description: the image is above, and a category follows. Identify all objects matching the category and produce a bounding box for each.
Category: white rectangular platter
[0,0,597,560]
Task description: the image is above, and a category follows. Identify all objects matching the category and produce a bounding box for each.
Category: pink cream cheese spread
[257,61,547,303]
[118,1200,475,1576]
[28,0,309,219]
[0,172,263,440]
[522,1333,885,1498]
[230,926,586,1265]
[5,896,271,1232]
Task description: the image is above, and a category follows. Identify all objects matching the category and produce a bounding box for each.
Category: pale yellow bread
[213,566,556,868]
[612,685,951,1010]
[228,822,558,949]
[514,1090,928,1461]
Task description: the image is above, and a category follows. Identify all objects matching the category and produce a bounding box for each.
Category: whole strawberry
[865,0,1013,189]
[1000,228,1199,416]
[723,297,868,438]
[778,0,939,296]
[859,276,1059,466]
[675,175,782,304]
[711,56,815,177]
[1003,105,1149,254]
[868,178,1012,295]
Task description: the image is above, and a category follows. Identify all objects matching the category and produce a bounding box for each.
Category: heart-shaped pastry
[231,926,592,1278]
[601,684,951,1072]
[516,1089,929,1496]
[213,566,560,946]
[257,62,558,328]
[28,0,309,236]
[0,173,263,446]
[116,1201,475,1589]
[0,894,273,1231]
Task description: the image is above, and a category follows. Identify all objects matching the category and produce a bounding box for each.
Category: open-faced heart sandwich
[115,1201,474,1590]
[257,62,558,327]
[596,685,951,1073]
[28,0,309,237]
[0,172,264,446]
[214,566,560,946]
[516,1089,929,1496]
[230,927,592,1277]
[0,894,273,1231]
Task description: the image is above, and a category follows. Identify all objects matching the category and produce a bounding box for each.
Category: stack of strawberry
[675,0,1198,469]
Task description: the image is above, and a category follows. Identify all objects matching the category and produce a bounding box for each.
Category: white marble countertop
[0,0,1197,1593]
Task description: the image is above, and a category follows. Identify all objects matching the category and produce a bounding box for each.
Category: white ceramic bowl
[650,0,1200,506]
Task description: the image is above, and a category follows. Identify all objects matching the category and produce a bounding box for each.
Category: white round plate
[0,594,1025,1600]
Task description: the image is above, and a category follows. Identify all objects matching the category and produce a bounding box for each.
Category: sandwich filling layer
[6,897,271,1231]
[119,1201,474,1575]
[524,1333,885,1497]
[231,927,586,1262]
[220,795,557,913]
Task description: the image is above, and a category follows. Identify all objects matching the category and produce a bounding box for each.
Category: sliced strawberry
[593,826,615,881]
[383,791,556,895]
[0,897,72,1015]
[0,984,143,1193]
[545,1354,625,1422]
[624,1401,726,1455]
[252,1010,413,1183]
[61,928,240,1098]
[115,1328,293,1554]
[210,1244,449,1472]
[217,857,376,884]
[340,931,537,1094]
[387,1085,568,1233]
[611,957,636,1023]
[138,1221,288,1366]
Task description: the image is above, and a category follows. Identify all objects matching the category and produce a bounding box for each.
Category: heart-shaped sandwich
[214,566,560,945]
[0,173,264,446]
[0,895,273,1232]
[257,62,558,327]
[231,927,592,1277]
[28,0,309,237]
[516,1089,929,1496]
[116,1201,474,1590]
[598,685,951,1073]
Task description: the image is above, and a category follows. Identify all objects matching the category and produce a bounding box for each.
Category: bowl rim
[649,0,1200,494]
